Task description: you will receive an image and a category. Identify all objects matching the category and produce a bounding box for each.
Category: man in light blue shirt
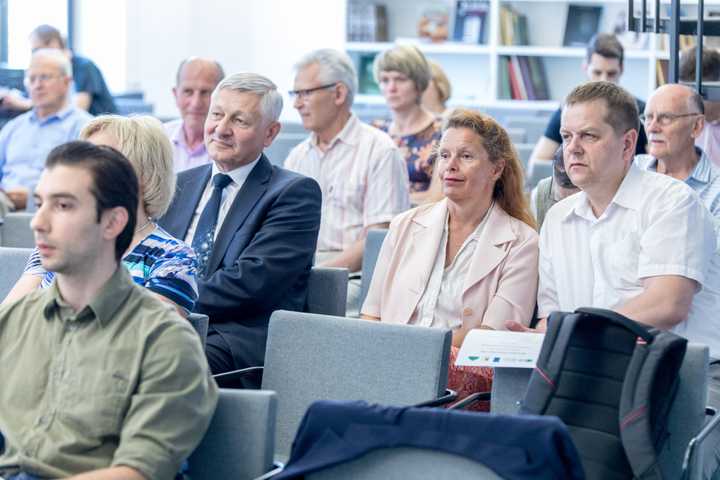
[636,83,720,216]
[0,48,91,210]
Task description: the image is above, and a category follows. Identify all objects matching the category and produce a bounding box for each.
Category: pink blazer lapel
[462,205,517,295]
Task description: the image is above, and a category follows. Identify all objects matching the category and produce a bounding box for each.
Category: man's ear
[623,128,639,160]
[263,121,282,148]
[102,206,129,242]
[335,83,349,107]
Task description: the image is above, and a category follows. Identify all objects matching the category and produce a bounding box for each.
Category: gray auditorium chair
[359,229,388,309]
[514,143,534,171]
[505,127,526,144]
[306,267,348,316]
[0,247,32,300]
[0,212,35,248]
[187,313,209,349]
[264,133,306,166]
[524,159,553,190]
[505,116,549,144]
[218,310,451,461]
[188,389,276,480]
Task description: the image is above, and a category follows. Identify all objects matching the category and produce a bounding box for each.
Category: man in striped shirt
[285,49,410,312]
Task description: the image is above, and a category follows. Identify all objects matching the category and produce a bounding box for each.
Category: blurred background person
[372,45,442,204]
[422,59,452,117]
[530,146,579,229]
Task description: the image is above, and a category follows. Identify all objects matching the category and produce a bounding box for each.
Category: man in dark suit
[160,72,321,384]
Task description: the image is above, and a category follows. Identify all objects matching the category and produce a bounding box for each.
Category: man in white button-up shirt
[509,81,715,340]
[285,49,410,274]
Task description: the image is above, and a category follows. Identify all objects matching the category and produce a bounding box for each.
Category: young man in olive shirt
[0,142,217,480]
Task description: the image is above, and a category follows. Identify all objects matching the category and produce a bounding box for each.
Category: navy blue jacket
[275,400,585,480]
[160,155,321,371]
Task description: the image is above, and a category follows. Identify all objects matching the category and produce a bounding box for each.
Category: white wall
[119,0,346,121]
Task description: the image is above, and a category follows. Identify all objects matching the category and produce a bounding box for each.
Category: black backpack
[520,307,687,480]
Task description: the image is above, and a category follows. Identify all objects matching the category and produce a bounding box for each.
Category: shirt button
[463,307,473,316]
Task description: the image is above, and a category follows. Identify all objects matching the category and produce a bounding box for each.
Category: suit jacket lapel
[173,166,211,240]
[462,205,516,295]
[206,155,272,273]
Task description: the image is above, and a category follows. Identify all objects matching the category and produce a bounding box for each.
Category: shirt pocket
[606,233,642,290]
[59,366,131,438]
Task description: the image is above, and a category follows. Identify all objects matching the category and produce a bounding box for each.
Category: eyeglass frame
[288,83,337,100]
[639,112,703,126]
[24,73,65,85]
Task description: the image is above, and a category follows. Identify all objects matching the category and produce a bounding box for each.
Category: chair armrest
[213,366,264,389]
[682,407,720,478]
[448,391,491,410]
[414,389,458,408]
[253,461,284,480]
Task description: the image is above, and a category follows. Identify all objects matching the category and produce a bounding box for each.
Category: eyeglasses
[639,112,702,126]
[288,83,336,100]
[24,74,63,85]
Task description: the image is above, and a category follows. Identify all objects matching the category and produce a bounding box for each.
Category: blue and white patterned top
[24,225,199,313]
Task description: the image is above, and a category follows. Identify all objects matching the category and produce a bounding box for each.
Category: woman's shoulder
[494,206,539,244]
[131,226,197,264]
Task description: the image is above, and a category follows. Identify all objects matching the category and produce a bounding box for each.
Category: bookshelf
[345,0,694,111]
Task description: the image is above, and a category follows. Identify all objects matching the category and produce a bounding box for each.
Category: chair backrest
[309,447,503,479]
[657,343,709,479]
[0,212,35,248]
[187,389,277,480]
[0,247,32,300]
[187,313,209,350]
[262,310,452,460]
[306,267,348,316]
[525,159,553,190]
[490,367,532,415]
[359,229,388,309]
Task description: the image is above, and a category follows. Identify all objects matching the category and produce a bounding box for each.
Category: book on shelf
[562,5,603,47]
[452,0,489,44]
[347,2,388,42]
[501,56,551,101]
[358,53,380,94]
[499,6,529,46]
[656,59,669,86]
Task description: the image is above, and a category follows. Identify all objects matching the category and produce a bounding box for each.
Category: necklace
[135,218,154,234]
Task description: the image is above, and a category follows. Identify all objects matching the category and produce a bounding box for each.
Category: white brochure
[455,329,545,368]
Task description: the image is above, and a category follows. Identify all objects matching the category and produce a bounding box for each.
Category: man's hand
[505,318,547,333]
[5,187,29,210]
[0,90,32,112]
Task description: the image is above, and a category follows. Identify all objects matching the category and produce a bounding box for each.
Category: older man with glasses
[0,48,91,211]
[285,48,410,313]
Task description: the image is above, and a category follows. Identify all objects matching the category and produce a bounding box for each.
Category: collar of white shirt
[211,154,262,190]
[565,163,643,223]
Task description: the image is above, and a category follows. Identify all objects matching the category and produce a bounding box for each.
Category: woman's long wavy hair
[442,108,537,230]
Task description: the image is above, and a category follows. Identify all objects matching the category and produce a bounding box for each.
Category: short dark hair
[565,81,639,136]
[586,33,624,66]
[30,24,65,49]
[552,147,575,189]
[679,47,720,82]
[45,141,139,261]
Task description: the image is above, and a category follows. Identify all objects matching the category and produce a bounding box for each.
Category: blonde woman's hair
[80,115,175,219]
[373,45,431,96]
[443,108,537,230]
[428,60,452,105]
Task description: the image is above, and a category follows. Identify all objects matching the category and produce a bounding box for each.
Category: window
[3,0,69,68]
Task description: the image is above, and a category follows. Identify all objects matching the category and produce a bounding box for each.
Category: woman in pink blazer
[362,108,539,408]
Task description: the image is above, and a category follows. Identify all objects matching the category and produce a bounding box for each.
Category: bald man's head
[173,57,225,132]
[644,84,705,162]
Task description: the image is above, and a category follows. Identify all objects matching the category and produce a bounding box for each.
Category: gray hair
[31,48,72,78]
[175,57,225,86]
[214,72,283,122]
[294,48,358,107]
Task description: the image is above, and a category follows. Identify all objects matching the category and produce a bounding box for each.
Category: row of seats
[189,310,712,479]
[0,242,714,478]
